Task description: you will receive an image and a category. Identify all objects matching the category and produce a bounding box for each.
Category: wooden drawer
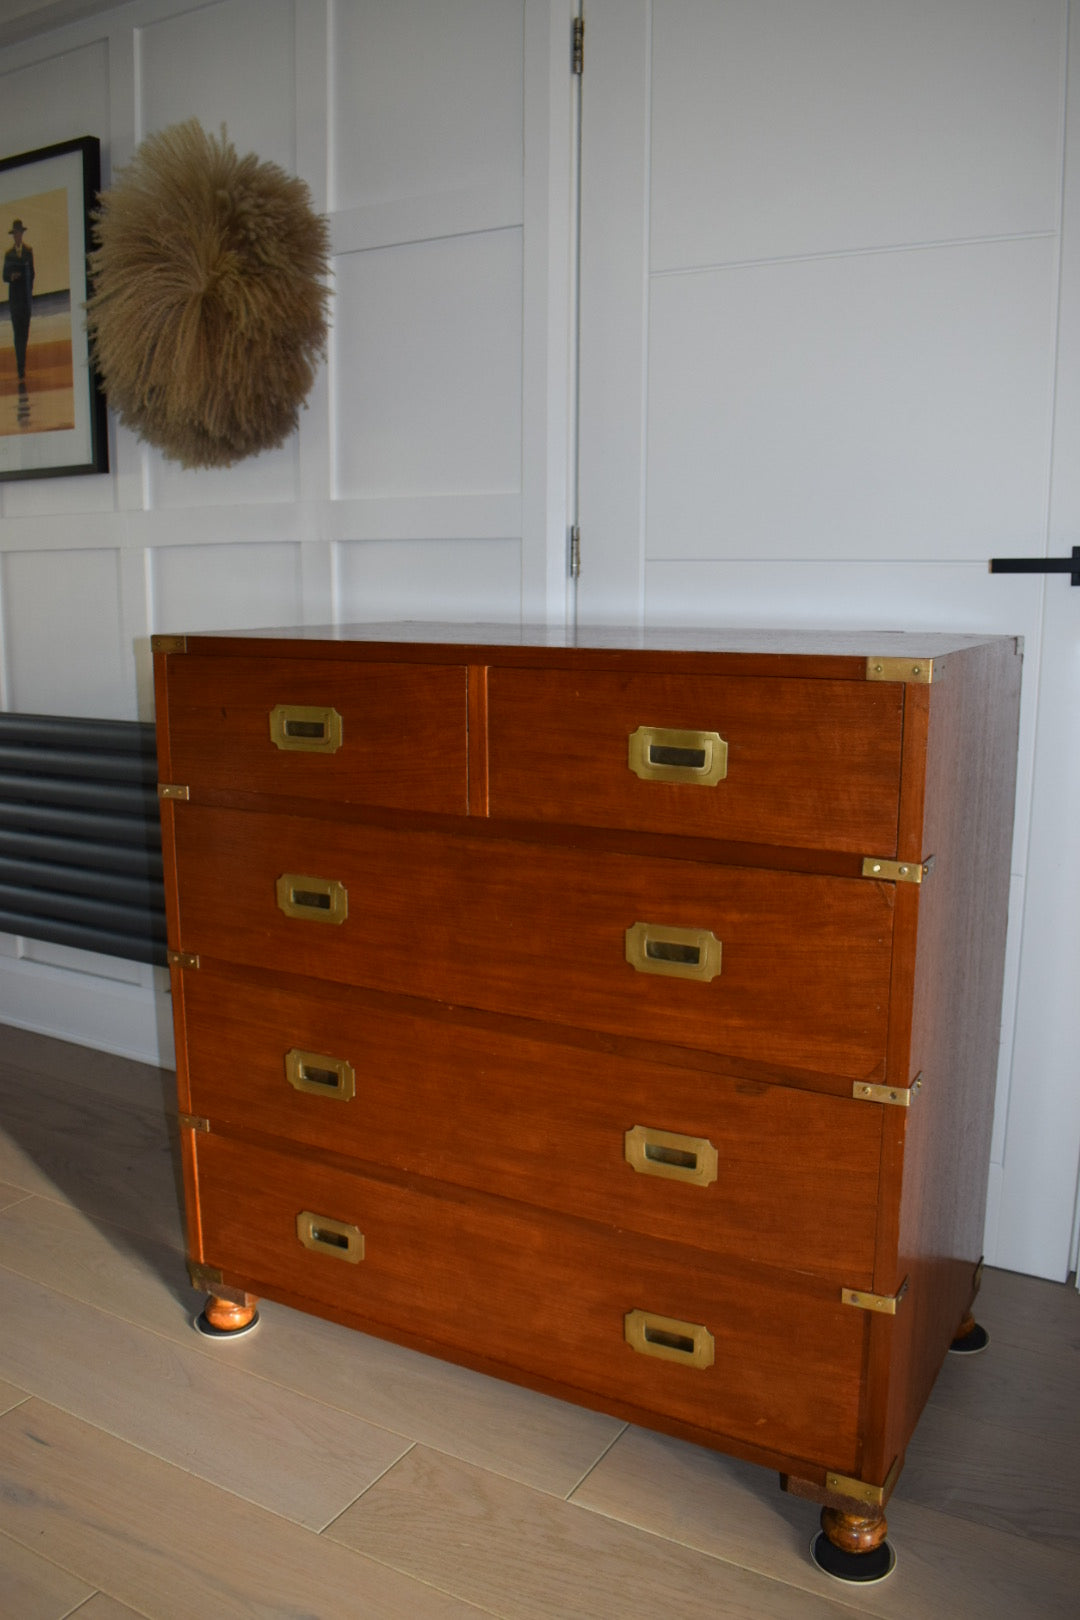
[161,655,468,813]
[170,806,894,1080]
[180,965,882,1283]
[487,668,904,852]
[194,1131,866,1470]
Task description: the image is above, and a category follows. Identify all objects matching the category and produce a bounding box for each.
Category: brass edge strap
[152,634,187,654]
[178,1113,210,1133]
[167,950,200,970]
[826,1456,903,1509]
[861,855,935,884]
[158,783,190,800]
[852,1075,922,1107]
[865,656,936,684]
[841,1277,909,1315]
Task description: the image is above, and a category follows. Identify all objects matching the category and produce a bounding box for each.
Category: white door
[575,0,1080,1279]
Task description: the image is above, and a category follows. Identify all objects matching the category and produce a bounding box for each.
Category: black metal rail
[0,713,166,966]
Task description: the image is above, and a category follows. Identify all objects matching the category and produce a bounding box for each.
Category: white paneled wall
[577,0,1079,1280]
[0,0,574,1063]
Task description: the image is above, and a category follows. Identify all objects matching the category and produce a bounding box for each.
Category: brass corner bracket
[861,855,935,884]
[841,1277,909,1315]
[852,1075,922,1108]
[865,656,936,684]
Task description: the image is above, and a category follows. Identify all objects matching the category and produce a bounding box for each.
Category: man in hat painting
[3,219,35,383]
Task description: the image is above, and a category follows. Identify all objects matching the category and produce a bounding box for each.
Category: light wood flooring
[1,1019,1078,1620]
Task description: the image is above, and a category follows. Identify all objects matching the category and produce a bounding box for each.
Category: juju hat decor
[85,119,330,467]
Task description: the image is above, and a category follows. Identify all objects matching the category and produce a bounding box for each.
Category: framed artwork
[0,135,108,480]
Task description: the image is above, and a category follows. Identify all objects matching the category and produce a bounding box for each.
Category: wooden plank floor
[1,1022,1078,1619]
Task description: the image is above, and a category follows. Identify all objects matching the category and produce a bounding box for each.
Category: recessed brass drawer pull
[269,704,343,753]
[628,726,727,785]
[624,1309,715,1369]
[625,922,722,981]
[284,1048,356,1101]
[624,1125,718,1187]
[276,873,348,924]
[296,1211,364,1263]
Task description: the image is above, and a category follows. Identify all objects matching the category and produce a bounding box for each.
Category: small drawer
[162,654,467,813]
[180,965,882,1282]
[170,807,895,1081]
[487,668,904,852]
[193,1132,866,1471]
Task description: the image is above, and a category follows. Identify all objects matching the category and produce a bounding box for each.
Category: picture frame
[0,135,108,480]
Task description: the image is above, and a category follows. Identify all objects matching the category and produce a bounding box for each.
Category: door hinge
[572,15,584,75]
[167,950,200,971]
[158,783,190,801]
[569,524,581,579]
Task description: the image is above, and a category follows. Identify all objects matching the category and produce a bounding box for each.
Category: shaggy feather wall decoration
[85,119,330,468]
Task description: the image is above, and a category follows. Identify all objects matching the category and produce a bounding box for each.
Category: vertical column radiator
[0,713,167,966]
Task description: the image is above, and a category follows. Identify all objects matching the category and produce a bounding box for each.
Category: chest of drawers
[153,624,1021,1578]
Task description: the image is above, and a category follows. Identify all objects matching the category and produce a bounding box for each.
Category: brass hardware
[624,1125,718,1187]
[842,1277,909,1315]
[269,704,343,754]
[151,634,187,654]
[285,1048,356,1102]
[826,1457,902,1508]
[569,524,581,579]
[296,1211,364,1263]
[158,783,190,801]
[276,873,348,925]
[627,726,728,786]
[625,922,722,982]
[187,1260,224,1289]
[624,1309,715,1369]
[852,1077,921,1108]
[861,856,933,884]
[167,950,200,970]
[865,656,935,684]
[178,1113,210,1133]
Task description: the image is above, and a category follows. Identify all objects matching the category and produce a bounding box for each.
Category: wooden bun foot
[949,1312,990,1354]
[194,1291,260,1338]
[810,1506,896,1583]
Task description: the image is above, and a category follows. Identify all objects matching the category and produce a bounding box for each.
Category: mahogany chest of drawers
[153,624,1021,1577]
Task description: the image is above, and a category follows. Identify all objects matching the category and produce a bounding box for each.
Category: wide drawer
[487,668,904,852]
[169,806,895,1080]
[179,965,881,1283]
[194,1131,866,1470]
[161,654,468,813]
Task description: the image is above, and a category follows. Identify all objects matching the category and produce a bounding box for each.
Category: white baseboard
[0,938,175,1068]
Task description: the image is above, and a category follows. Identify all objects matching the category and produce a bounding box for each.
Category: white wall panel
[1,545,132,716]
[330,0,523,213]
[650,0,1065,271]
[336,536,522,621]
[150,539,303,633]
[147,437,300,509]
[645,238,1057,563]
[0,37,108,159]
[139,0,296,165]
[332,228,523,500]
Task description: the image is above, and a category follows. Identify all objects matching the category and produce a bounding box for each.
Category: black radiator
[0,713,167,966]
